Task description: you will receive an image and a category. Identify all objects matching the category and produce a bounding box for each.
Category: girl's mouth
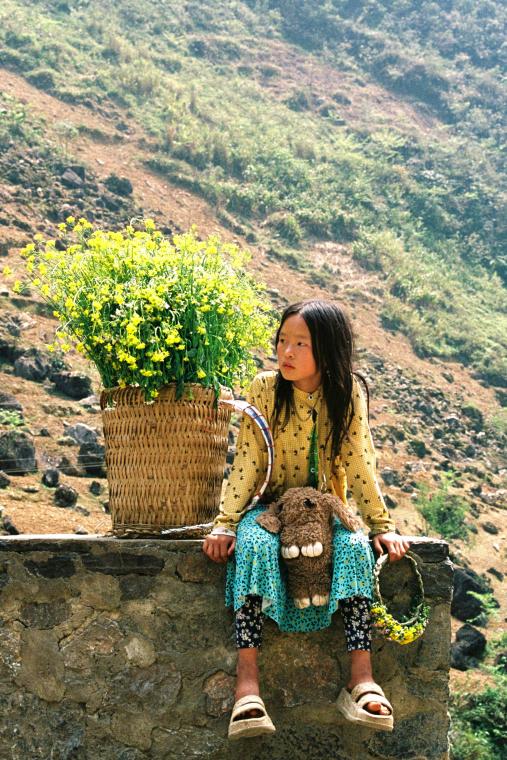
[282,363,295,369]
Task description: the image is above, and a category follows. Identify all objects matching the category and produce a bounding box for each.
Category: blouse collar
[292,383,323,408]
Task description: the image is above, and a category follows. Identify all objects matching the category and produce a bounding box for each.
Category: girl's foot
[347,680,390,715]
[347,650,390,715]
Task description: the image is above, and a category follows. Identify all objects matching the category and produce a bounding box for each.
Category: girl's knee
[236,521,280,558]
[335,529,372,560]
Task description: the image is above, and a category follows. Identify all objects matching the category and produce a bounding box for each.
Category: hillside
[0,2,506,758]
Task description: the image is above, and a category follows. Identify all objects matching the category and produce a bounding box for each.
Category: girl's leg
[340,596,389,716]
[233,595,263,719]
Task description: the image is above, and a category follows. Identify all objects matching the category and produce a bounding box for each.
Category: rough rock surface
[0,430,37,474]
[13,347,53,382]
[450,624,486,671]
[0,535,452,759]
[51,371,93,400]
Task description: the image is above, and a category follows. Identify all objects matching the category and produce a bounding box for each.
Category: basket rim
[100,382,234,410]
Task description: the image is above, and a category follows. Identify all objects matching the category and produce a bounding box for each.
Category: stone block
[15,629,65,702]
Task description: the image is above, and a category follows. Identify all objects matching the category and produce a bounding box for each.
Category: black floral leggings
[235,594,372,652]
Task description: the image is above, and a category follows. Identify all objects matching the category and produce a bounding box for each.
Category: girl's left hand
[372,532,411,562]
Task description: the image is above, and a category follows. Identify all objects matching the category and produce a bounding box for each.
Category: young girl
[203,299,410,739]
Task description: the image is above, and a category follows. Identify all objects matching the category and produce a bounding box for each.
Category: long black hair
[272,300,369,462]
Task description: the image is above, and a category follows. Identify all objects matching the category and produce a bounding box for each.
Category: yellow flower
[197,368,206,379]
[151,351,168,362]
[196,325,206,335]
[2,266,12,276]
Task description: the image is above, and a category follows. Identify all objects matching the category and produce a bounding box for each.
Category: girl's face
[276,313,322,393]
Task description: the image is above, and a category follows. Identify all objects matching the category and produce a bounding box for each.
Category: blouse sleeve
[211,375,268,534]
[338,376,395,536]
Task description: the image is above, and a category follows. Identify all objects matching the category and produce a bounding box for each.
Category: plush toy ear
[328,494,362,532]
[256,499,283,533]
[256,511,281,534]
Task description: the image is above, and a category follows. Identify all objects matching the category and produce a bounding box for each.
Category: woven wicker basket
[100,383,234,537]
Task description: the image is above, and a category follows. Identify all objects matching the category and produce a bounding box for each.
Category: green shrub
[451,677,507,759]
[0,410,25,428]
[266,212,303,244]
[450,727,494,760]
[415,472,469,541]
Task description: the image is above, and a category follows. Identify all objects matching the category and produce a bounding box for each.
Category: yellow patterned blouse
[212,371,395,536]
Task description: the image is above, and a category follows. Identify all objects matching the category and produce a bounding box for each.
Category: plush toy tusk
[311,593,329,606]
[313,542,323,556]
[284,545,299,559]
[301,544,313,557]
[294,597,311,608]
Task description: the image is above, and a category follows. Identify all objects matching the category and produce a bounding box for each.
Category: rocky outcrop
[14,347,54,382]
[0,430,36,474]
[0,535,452,759]
[450,624,486,671]
[451,566,492,622]
[51,371,93,400]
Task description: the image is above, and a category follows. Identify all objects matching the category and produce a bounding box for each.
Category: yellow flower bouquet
[16,217,275,401]
[13,218,276,535]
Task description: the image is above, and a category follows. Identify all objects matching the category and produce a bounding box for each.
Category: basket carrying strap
[219,399,274,510]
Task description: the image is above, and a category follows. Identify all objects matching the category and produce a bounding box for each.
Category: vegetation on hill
[1,1,506,388]
[450,634,507,760]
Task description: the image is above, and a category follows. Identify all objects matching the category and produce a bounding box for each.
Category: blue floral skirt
[225,506,375,633]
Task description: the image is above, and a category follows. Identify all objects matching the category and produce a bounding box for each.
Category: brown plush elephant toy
[256,486,362,609]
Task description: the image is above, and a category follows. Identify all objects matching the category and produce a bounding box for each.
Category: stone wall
[0,535,452,760]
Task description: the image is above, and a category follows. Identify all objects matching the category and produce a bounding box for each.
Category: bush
[451,677,507,759]
[26,68,56,91]
[0,410,25,428]
[266,211,303,244]
[415,472,469,541]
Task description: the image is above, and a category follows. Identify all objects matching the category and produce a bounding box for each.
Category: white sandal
[228,694,276,740]
[336,681,394,732]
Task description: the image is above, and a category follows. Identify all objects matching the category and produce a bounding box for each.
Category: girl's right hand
[202,533,236,563]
